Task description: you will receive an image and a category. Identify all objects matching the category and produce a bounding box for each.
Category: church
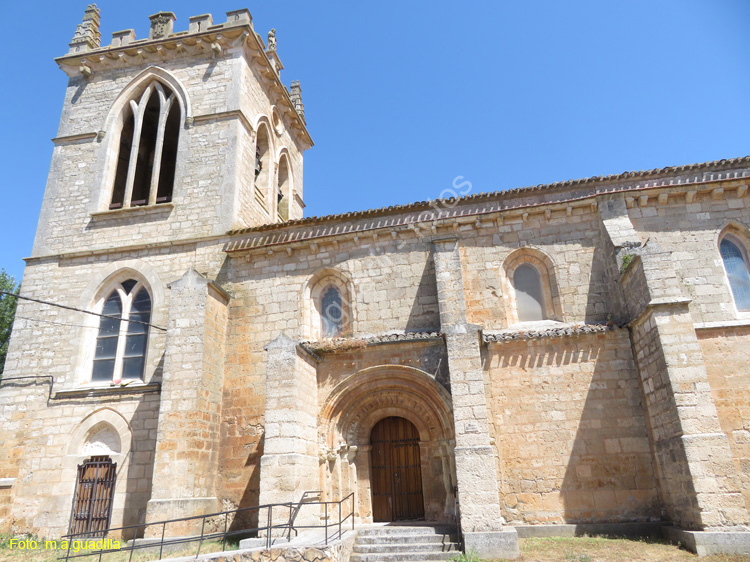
[1,5,749,559]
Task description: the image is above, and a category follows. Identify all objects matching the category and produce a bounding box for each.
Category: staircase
[351,524,461,562]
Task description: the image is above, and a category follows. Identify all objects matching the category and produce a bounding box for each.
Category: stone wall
[698,326,750,514]
[626,183,749,323]
[457,209,617,330]
[486,329,659,524]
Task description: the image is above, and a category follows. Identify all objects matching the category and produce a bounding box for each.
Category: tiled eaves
[483,323,615,344]
[225,156,750,253]
[300,331,443,356]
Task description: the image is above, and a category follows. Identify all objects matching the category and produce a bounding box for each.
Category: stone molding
[300,331,442,356]
[225,169,750,254]
[54,383,161,400]
[483,322,614,343]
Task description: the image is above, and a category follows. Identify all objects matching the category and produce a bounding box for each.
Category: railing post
[351,494,355,531]
[128,532,135,562]
[159,522,166,560]
[338,500,342,540]
[196,514,207,557]
[65,535,72,562]
[324,502,328,545]
[288,503,293,540]
[266,505,272,550]
[222,511,228,552]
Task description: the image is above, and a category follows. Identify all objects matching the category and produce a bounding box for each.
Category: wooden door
[68,456,117,538]
[370,416,425,522]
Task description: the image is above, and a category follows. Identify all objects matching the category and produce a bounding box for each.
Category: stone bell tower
[33,4,312,262]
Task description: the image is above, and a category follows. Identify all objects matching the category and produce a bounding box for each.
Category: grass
[0,533,240,562]
[517,536,750,562]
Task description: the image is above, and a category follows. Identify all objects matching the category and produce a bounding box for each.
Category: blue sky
[1,1,749,282]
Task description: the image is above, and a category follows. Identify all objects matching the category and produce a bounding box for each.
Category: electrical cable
[0,290,166,331]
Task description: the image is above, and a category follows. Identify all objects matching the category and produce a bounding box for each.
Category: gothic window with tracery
[110,81,180,209]
[92,279,151,382]
[720,236,750,311]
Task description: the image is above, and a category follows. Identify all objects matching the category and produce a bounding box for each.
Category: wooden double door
[370,416,425,522]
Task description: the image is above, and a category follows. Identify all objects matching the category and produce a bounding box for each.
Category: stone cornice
[300,331,443,356]
[53,382,161,400]
[52,132,98,145]
[694,318,750,331]
[483,323,615,344]
[26,234,228,264]
[224,156,750,254]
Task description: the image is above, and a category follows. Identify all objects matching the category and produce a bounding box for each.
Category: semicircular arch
[320,365,453,447]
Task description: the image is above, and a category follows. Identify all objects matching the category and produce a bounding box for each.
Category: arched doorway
[319,365,456,523]
[370,416,425,522]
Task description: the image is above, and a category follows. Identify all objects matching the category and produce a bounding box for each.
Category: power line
[0,290,167,331]
[14,315,104,331]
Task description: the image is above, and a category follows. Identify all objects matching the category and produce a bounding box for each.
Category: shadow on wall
[227,433,264,535]
[584,234,627,324]
[558,335,660,523]
[489,333,661,525]
[405,253,440,334]
[122,393,160,540]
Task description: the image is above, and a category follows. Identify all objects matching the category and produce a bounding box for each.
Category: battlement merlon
[54,7,311,147]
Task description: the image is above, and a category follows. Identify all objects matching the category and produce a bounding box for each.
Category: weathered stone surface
[0,6,749,560]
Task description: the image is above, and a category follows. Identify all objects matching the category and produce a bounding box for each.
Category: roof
[483,323,614,344]
[229,155,750,236]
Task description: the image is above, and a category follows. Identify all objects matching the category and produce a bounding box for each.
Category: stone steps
[351,524,461,562]
[356,533,458,545]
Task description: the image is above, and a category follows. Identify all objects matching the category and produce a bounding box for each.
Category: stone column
[258,335,319,531]
[146,269,228,534]
[432,239,519,559]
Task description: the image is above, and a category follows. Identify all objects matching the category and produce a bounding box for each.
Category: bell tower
[33,5,312,259]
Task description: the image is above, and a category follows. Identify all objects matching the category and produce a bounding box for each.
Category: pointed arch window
[720,236,750,311]
[277,155,290,221]
[110,81,180,209]
[254,125,272,210]
[92,279,151,382]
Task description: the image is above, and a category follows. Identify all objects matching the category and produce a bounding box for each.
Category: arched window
[92,279,151,382]
[304,269,354,340]
[255,125,272,210]
[513,264,546,322]
[502,248,562,326]
[720,236,750,311]
[320,285,344,337]
[110,81,180,209]
[277,155,291,221]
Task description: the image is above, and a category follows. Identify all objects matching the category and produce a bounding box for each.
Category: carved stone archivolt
[319,365,454,449]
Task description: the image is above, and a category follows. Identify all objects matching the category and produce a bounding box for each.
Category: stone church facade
[1,5,750,558]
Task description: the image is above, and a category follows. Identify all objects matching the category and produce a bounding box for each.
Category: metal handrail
[59,492,355,562]
[287,490,322,540]
[454,486,464,552]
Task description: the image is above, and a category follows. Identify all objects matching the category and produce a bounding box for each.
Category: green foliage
[0,268,20,376]
[620,253,635,273]
[451,549,483,562]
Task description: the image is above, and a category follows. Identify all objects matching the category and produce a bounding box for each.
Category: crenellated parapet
[57,6,309,143]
